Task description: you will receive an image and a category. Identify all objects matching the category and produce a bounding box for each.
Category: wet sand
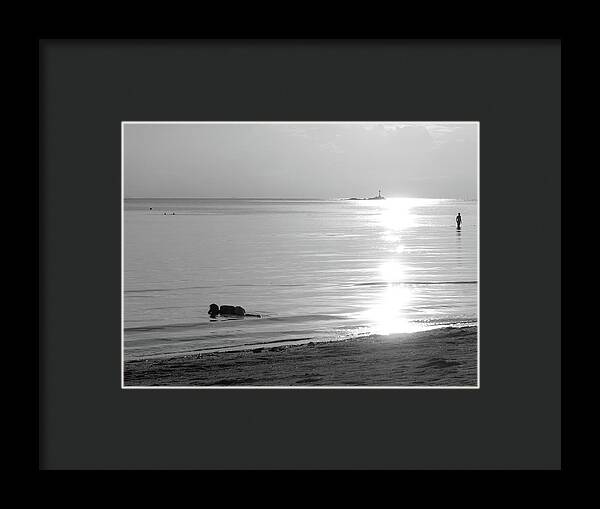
[124,326,477,387]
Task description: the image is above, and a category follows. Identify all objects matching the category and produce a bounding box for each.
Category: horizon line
[123,196,477,200]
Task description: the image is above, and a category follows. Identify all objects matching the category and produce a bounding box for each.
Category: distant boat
[367,190,385,200]
[347,190,385,201]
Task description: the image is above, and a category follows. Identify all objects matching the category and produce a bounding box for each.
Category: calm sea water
[124,198,478,360]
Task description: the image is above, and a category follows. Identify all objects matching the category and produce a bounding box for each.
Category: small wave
[128,324,478,360]
[125,286,213,294]
[264,314,340,323]
[413,318,478,326]
[418,358,462,369]
[353,280,477,287]
[124,313,342,333]
[125,281,476,294]
[124,282,308,294]
[125,321,208,332]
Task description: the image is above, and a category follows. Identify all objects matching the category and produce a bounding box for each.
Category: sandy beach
[124,326,477,387]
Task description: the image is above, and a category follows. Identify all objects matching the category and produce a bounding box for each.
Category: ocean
[123,198,478,362]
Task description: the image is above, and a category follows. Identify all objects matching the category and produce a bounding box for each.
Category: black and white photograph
[40,38,562,470]
[122,121,479,387]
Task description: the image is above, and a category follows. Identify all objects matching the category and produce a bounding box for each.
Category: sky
[124,122,478,199]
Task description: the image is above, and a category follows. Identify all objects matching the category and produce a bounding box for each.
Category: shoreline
[124,326,478,387]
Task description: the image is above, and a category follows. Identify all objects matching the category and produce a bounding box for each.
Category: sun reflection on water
[360,284,412,335]
[356,198,437,335]
[379,260,404,282]
[377,197,421,231]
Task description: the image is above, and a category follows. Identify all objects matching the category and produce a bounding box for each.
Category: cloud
[124,122,477,199]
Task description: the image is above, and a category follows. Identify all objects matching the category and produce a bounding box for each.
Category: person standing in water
[456,212,462,229]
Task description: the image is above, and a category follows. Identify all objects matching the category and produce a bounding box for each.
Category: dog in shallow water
[208,303,261,318]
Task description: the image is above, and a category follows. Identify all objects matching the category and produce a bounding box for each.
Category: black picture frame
[39,38,562,469]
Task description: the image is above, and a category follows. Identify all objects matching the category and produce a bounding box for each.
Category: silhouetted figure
[219,305,245,316]
[208,303,261,318]
[456,212,462,229]
[208,303,219,318]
